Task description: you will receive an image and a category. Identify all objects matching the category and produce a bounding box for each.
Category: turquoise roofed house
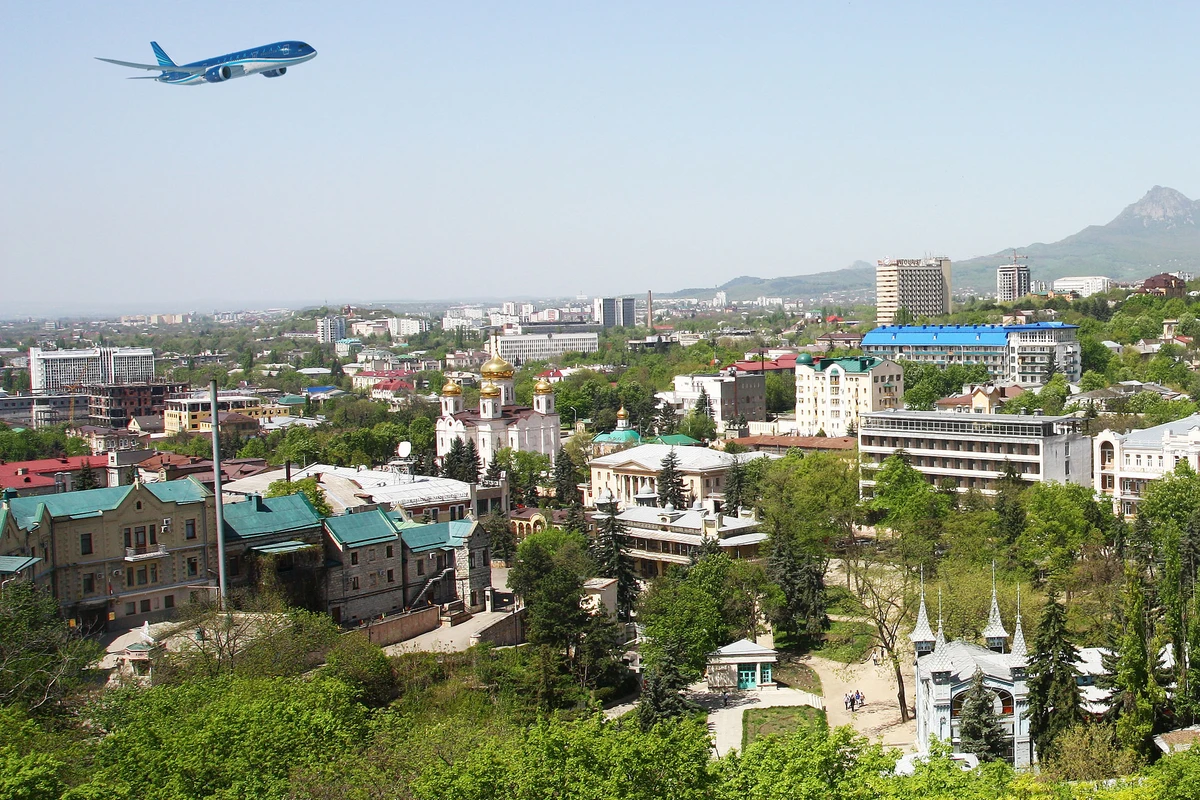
[795,354,903,437]
[592,405,642,454]
[0,478,215,631]
[221,493,325,601]
[321,509,492,626]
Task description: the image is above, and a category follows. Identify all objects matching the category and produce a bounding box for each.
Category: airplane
[97,40,316,85]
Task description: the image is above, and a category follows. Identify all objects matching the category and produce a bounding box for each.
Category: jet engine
[262,67,288,78]
[204,64,245,83]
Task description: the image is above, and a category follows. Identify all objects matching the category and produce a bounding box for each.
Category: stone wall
[351,606,440,647]
[470,607,527,648]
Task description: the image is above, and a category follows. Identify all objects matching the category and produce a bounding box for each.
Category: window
[185,519,196,539]
[469,551,476,569]
[417,560,425,576]
[125,602,136,616]
[136,567,148,586]
[368,573,378,588]
[140,599,151,613]
[368,548,376,562]
[387,569,394,583]
[187,557,199,577]
[82,573,95,594]
[164,594,175,609]
[149,564,158,583]
[351,576,360,590]
[386,545,394,559]
[149,524,157,545]
[228,556,240,577]
[351,552,359,566]
[124,527,132,548]
[80,533,93,555]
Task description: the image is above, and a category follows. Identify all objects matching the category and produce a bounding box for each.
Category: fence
[349,606,440,647]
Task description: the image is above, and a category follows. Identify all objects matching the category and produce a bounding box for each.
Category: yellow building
[164,394,268,434]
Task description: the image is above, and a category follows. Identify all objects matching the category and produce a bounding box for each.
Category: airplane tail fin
[150,42,176,68]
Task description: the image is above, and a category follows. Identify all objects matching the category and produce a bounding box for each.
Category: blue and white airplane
[97,41,317,85]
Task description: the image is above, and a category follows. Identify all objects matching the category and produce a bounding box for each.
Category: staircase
[411,567,454,608]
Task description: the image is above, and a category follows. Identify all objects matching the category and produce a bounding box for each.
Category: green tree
[766,533,828,641]
[589,508,637,619]
[481,511,517,564]
[656,447,687,509]
[265,477,332,517]
[991,461,1027,546]
[463,439,482,484]
[72,465,98,491]
[724,456,747,515]
[1104,564,1162,759]
[553,447,578,507]
[695,387,712,418]
[508,529,592,657]
[957,669,1007,762]
[636,637,692,731]
[1025,588,1082,760]
[0,582,102,711]
[654,402,678,435]
[678,408,717,442]
[444,437,467,483]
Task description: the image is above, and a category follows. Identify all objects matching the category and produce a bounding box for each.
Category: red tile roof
[0,455,108,490]
[736,435,856,451]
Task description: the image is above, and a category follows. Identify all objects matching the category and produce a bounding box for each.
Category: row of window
[78,518,198,555]
[861,436,1041,456]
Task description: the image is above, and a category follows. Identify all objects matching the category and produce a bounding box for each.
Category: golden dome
[480,381,502,398]
[480,353,515,380]
[534,378,554,395]
[441,380,462,396]
[616,406,629,420]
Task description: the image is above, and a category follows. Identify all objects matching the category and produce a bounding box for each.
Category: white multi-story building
[794,355,902,437]
[997,263,1031,303]
[592,297,637,327]
[657,371,766,433]
[861,323,1082,387]
[859,410,1091,496]
[388,317,430,338]
[316,316,346,344]
[586,444,771,509]
[29,347,156,392]
[875,257,952,325]
[1094,414,1200,517]
[442,315,484,332]
[1051,276,1111,298]
[494,332,599,363]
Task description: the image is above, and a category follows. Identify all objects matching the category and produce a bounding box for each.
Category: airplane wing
[95,57,207,74]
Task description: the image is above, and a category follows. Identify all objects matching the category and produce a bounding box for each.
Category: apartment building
[1093,414,1200,517]
[875,257,952,325]
[859,410,1091,496]
[657,371,767,432]
[389,317,430,337]
[30,347,156,392]
[794,354,902,437]
[861,322,1081,387]
[163,394,267,434]
[316,316,347,344]
[87,381,188,427]
[0,479,216,630]
[593,297,637,328]
[997,262,1031,303]
[494,332,599,363]
[1052,276,1111,298]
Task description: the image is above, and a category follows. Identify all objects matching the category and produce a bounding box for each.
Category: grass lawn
[771,659,822,694]
[742,705,827,749]
[814,619,875,664]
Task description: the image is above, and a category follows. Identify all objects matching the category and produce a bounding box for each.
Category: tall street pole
[209,381,228,607]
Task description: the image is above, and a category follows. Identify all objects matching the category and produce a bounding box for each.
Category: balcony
[125,544,167,561]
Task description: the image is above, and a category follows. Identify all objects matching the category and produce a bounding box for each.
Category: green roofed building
[591,405,642,454]
[0,478,215,631]
[794,354,903,438]
[222,493,325,607]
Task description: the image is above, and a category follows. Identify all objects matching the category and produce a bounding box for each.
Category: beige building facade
[794,355,902,437]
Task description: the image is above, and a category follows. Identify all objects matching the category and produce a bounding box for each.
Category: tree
[678,408,717,442]
[589,509,637,619]
[695,387,712,418]
[563,503,589,536]
[845,552,916,722]
[265,477,333,517]
[1105,563,1164,758]
[653,402,677,436]
[1025,588,1082,760]
[766,533,828,641]
[636,637,692,730]
[957,670,1008,762]
[0,582,102,711]
[656,447,687,509]
[553,447,578,507]
[444,437,467,483]
[481,511,516,564]
[508,529,592,658]
[73,465,98,491]
[463,440,482,484]
[991,461,1027,546]
[639,580,723,679]
[724,456,747,515]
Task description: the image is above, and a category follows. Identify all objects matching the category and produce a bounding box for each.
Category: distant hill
[671,186,1200,301]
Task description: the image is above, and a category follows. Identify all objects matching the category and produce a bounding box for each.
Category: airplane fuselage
[159,41,316,85]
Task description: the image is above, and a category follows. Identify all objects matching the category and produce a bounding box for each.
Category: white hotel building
[495,332,599,363]
[29,347,156,392]
[794,354,902,437]
[1094,414,1200,517]
[859,410,1091,496]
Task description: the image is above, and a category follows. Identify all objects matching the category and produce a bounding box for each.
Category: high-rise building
[593,297,637,327]
[997,262,1031,303]
[29,347,156,392]
[316,316,346,344]
[875,257,952,324]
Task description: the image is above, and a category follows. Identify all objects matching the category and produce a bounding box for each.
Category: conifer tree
[444,437,466,483]
[656,447,687,509]
[958,669,1007,762]
[695,387,712,418]
[766,533,828,639]
[724,457,747,515]
[1179,587,1200,726]
[1102,564,1162,757]
[553,447,578,507]
[589,509,637,619]
[564,503,590,536]
[1026,588,1082,760]
[463,440,482,484]
[637,638,691,730]
[74,465,97,491]
[654,402,677,436]
[484,454,504,485]
[992,461,1026,545]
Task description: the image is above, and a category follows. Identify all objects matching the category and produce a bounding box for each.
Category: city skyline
[6,3,1200,314]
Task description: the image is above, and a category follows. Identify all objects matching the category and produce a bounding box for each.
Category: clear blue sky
[3,2,1198,315]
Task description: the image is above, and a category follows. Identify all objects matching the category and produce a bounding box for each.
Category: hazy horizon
[5,2,1200,315]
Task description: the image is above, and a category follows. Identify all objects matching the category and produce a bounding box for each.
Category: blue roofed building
[860,323,1081,387]
[0,479,215,630]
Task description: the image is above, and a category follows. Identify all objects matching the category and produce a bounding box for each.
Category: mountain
[673,187,1200,301]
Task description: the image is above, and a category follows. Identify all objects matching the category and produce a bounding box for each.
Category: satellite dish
[396,441,412,458]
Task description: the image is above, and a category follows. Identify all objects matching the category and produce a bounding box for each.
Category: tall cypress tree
[1102,564,1160,758]
[992,461,1026,545]
[958,669,1007,762]
[589,509,637,619]
[553,447,578,507]
[1026,588,1082,760]
[656,447,687,509]
[1179,587,1200,726]
[463,440,482,484]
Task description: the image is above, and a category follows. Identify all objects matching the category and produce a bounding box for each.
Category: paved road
[692,683,825,756]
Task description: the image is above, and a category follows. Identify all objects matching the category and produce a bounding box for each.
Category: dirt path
[802,652,917,749]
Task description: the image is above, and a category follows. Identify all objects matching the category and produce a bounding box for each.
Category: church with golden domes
[435,350,561,469]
